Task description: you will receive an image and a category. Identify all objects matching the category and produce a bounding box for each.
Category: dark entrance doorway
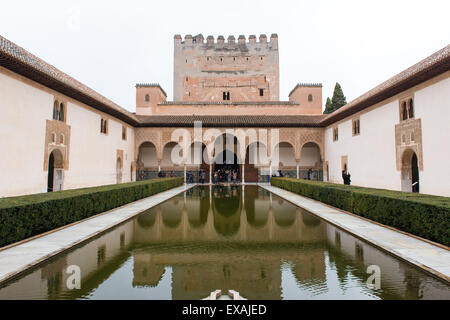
[47,153,55,192]
[411,152,419,193]
[214,150,240,183]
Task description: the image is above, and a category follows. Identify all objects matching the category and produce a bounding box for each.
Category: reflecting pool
[0,185,448,300]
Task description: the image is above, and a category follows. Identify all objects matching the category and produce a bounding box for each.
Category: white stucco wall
[0,67,135,197]
[325,100,399,190]
[0,69,51,196]
[64,102,135,189]
[325,73,450,196]
[414,76,450,196]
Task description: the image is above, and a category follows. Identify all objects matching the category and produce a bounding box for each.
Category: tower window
[308,94,313,102]
[259,89,264,97]
[223,92,230,101]
[145,94,150,103]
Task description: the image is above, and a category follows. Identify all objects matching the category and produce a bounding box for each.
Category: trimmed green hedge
[0,178,183,247]
[271,177,450,246]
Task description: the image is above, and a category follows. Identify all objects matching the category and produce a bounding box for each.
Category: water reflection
[0,186,448,300]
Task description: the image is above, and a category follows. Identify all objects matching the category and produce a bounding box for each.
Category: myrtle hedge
[271,177,450,246]
[0,177,183,247]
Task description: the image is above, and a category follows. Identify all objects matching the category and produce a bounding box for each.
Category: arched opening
[47,149,64,192]
[273,142,296,177]
[408,99,414,119]
[145,94,150,103]
[273,198,296,227]
[116,157,122,184]
[212,185,241,236]
[213,134,241,183]
[186,142,209,183]
[161,199,183,228]
[402,102,408,121]
[245,142,269,182]
[299,142,323,181]
[59,102,64,121]
[245,186,269,227]
[186,186,210,228]
[137,142,158,180]
[161,141,183,178]
[53,101,59,120]
[137,207,157,229]
[401,149,419,193]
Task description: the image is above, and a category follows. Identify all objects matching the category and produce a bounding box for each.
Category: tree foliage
[324,82,347,114]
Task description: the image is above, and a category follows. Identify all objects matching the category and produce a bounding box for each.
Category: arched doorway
[187,142,209,183]
[161,141,183,177]
[47,149,64,192]
[213,134,241,183]
[137,141,158,180]
[401,149,419,193]
[245,142,269,182]
[273,142,296,178]
[299,142,323,180]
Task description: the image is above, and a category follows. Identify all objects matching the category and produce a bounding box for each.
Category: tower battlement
[173,33,279,102]
[174,34,278,49]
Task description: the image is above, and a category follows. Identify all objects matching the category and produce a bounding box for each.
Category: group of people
[212,168,239,184]
[157,170,177,178]
[185,168,239,184]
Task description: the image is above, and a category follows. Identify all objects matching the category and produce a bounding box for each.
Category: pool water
[0,185,448,300]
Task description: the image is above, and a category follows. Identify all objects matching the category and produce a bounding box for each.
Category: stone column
[296,161,300,179]
[209,164,212,184]
[184,164,187,183]
[241,164,245,184]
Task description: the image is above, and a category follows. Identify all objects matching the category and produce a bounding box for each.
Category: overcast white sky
[1,0,449,112]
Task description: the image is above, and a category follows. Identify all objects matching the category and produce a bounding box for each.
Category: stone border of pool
[0,184,196,285]
[258,183,450,284]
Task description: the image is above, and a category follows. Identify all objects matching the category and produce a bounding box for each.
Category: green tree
[323,97,333,114]
[323,82,347,114]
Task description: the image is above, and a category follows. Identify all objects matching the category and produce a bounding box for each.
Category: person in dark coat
[307,168,313,180]
[342,170,351,185]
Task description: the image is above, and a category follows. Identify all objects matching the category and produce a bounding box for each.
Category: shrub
[271,177,450,246]
[0,178,183,247]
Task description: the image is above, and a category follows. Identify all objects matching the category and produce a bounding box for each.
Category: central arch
[212,133,241,183]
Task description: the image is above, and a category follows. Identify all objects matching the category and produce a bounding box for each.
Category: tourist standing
[200,170,206,184]
[307,168,312,180]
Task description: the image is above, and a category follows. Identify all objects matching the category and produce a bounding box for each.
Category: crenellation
[174,33,280,101]
[177,34,279,47]
[184,34,193,46]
